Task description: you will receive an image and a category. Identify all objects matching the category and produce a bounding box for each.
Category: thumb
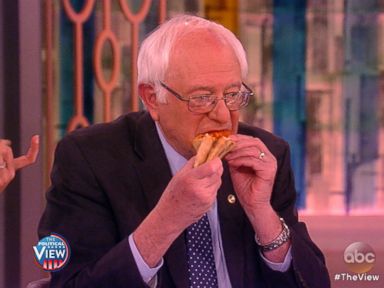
[178,156,197,173]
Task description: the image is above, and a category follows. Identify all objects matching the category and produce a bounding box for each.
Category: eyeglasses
[160,81,253,114]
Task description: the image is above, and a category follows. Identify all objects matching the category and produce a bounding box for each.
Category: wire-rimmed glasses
[160,82,253,114]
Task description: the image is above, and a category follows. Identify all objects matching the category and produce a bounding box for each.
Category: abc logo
[344,242,375,273]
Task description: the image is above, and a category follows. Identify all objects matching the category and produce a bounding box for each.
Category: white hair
[137,14,248,103]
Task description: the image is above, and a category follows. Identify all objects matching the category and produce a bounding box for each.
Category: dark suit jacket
[38,111,330,287]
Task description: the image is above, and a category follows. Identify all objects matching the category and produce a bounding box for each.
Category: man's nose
[207,98,231,123]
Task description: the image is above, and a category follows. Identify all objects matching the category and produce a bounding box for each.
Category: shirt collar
[155,122,187,176]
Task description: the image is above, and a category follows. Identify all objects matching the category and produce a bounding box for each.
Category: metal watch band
[255,217,291,252]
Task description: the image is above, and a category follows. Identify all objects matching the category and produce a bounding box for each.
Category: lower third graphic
[33,233,70,272]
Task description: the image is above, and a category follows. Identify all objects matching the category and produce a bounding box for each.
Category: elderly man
[39,15,330,287]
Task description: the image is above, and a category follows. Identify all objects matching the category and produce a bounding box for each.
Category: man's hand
[156,156,223,228]
[225,135,290,262]
[225,134,277,212]
[0,135,40,193]
[133,156,223,267]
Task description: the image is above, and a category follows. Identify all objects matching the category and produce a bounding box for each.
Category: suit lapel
[217,163,246,288]
[131,113,189,287]
[131,113,172,210]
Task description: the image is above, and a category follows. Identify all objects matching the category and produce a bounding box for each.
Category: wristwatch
[255,217,291,252]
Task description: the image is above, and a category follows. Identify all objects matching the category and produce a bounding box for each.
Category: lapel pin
[227,194,236,204]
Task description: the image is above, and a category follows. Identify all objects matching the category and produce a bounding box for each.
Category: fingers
[179,157,223,196]
[229,134,269,152]
[0,139,11,146]
[227,135,274,161]
[0,140,15,193]
[14,135,40,170]
[228,155,276,178]
[2,145,15,172]
[160,157,223,226]
[0,135,39,193]
[226,146,274,164]
[0,139,14,170]
[198,159,223,188]
[189,157,224,180]
[225,135,277,179]
[184,158,223,194]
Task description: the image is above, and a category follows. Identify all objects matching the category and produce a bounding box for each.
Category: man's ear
[139,83,160,121]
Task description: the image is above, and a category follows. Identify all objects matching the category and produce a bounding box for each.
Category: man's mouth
[197,129,232,137]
